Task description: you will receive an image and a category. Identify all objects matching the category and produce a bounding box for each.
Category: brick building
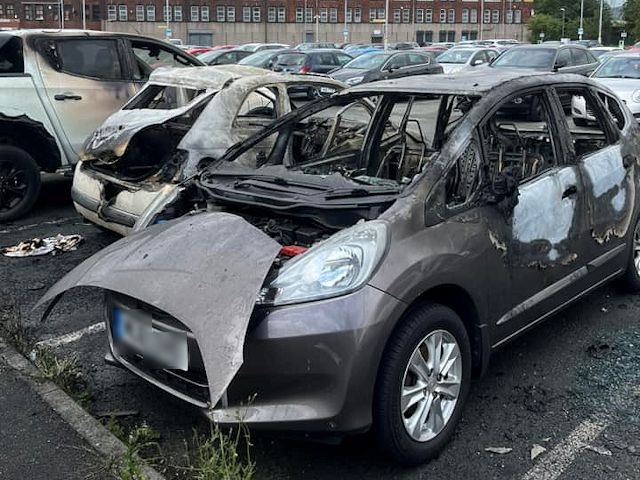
[0,0,533,46]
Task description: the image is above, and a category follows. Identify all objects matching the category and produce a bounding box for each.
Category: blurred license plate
[112,308,188,371]
[320,87,335,94]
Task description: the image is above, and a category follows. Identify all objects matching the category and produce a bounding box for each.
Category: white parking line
[34,322,105,349]
[0,217,79,235]
[521,417,609,480]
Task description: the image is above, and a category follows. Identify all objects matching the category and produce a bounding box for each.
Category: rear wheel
[373,303,471,465]
[619,215,640,292]
[0,146,41,222]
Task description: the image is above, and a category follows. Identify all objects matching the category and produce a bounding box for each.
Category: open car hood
[36,213,281,406]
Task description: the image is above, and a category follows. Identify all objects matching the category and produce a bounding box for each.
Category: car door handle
[54,93,82,101]
[623,154,636,169]
[562,185,578,199]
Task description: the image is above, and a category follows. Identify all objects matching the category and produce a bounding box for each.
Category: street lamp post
[60,0,64,28]
[384,0,389,49]
[303,0,307,43]
[560,7,565,38]
[344,0,348,44]
[479,0,484,40]
[579,0,584,40]
[597,0,604,45]
[165,0,170,38]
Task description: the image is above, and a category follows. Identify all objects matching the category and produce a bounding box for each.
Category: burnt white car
[41,71,640,465]
[71,65,345,235]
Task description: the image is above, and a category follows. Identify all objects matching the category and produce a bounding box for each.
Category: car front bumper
[71,163,175,236]
[105,285,406,434]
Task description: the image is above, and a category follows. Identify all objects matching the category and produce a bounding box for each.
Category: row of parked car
[30,28,640,467]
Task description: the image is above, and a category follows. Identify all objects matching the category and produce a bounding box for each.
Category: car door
[479,87,592,339]
[34,36,137,159]
[470,50,487,67]
[570,48,596,76]
[382,54,410,79]
[553,85,636,282]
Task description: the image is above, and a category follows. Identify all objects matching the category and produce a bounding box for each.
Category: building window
[369,8,375,21]
[416,9,423,23]
[491,9,499,23]
[118,4,127,20]
[147,4,155,21]
[448,8,454,23]
[6,3,14,18]
[163,5,171,21]
[0,4,4,17]
[506,9,512,23]
[252,6,260,22]
[24,4,32,20]
[346,7,352,22]
[329,7,337,22]
[227,6,234,21]
[469,8,477,23]
[461,8,468,23]
[514,9,521,23]
[320,7,327,22]
[402,8,410,22]
[483,9,490,23]
[107,4,117,21]
[425,8,432,22]
[135,4,144,20]
[267,6,275,22]
[217,5,225,21]
[201,5,209,21]
[377,8,385,19]
[305,7,313,23]
[243,6,250,22]
[174,6,182,21]
[439,8,445,22]
[354,7,361,22]
[393,8,400,23]
[296,6,303,22]
[277,6,285,22]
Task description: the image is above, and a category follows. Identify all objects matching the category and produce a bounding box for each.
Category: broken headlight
[258,221,388,306]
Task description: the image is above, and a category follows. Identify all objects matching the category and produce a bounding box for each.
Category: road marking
[521,417,608,480]
[0,217,79,235]
[34,322,105,349]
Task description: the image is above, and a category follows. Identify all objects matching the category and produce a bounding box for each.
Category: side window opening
[236,88,277,121]
[131,41,193,81]
[42,39,124,80]
[597,92,626,130]
[0,36,23,74]
[445,140,481,207]
[561,87,612,157]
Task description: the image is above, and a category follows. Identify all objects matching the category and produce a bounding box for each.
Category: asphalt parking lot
[1,174,639,480]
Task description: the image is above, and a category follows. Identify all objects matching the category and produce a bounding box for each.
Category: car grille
[108,294,211,408]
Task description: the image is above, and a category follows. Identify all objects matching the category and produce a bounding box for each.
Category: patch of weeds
[111,422,162,480]
[32,346,93,408]
[184,424,255,480]
[103,416,126,441]
[0,301,34,354]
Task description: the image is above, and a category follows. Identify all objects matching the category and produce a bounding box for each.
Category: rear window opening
[0,35,23,74]
[124,85,208,110]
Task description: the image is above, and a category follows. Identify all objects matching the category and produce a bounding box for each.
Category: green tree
[528,0,612,42]
[624,0,640,42]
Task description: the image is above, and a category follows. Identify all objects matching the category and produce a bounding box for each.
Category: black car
[197,49,253,66]
[271,49,353,74]
[490,44,599,76]
[330,51,443,86]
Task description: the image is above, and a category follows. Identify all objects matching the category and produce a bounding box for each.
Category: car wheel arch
[0,116,61,172]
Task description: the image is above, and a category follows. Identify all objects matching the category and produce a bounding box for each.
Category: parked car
[436,47,498,73]
[238,43,290,52]
[270,49,353,74]
[295,42,337,50]
[237,48,298,69]
[70,66,346,235]
[387,42,421,50]
[42,69,640,466]
[197,49,253,65]
[573,53,640,124]
[330,51,442,85]
[589,46,623,60]
[185,46,214,56]
[490,44,599,75]
[343,45,384,57]
[0,29,202,221]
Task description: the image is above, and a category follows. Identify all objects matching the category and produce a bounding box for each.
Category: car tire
[373,303,471,465]
[0,146,41,222]
[618,215,640,292]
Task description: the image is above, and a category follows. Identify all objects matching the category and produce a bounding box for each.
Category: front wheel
[0,146,41,222]
[373,303,471,465]
[618,215,640,292]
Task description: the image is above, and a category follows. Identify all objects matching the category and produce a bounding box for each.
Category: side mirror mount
[553,61,566,72]
[472,59,484,66]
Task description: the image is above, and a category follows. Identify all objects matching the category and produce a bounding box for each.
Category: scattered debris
[542,437,552,442]
[600,307,608,313]
[26,282,46,291]
[530,444,546,460]
[1,234,83,257]
[584,445,612,456]
[485,447,513,455]
[587,342,612,359]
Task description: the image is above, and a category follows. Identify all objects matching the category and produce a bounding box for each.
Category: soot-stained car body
[71,65,345,235]
[40,70,640,465]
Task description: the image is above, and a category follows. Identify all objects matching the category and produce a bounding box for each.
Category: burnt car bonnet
[36,213,280,405]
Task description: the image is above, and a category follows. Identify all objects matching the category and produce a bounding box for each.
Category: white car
[436,47,498,74]
[572,53,640,125]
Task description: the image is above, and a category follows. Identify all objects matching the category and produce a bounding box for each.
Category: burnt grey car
[40,70,640,465]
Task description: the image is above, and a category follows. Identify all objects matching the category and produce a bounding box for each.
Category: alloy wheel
[0,159,28,213]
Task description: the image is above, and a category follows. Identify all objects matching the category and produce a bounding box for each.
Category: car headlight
[631,90,640,103]
[258,221,388,306]
[346,76,364,85]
